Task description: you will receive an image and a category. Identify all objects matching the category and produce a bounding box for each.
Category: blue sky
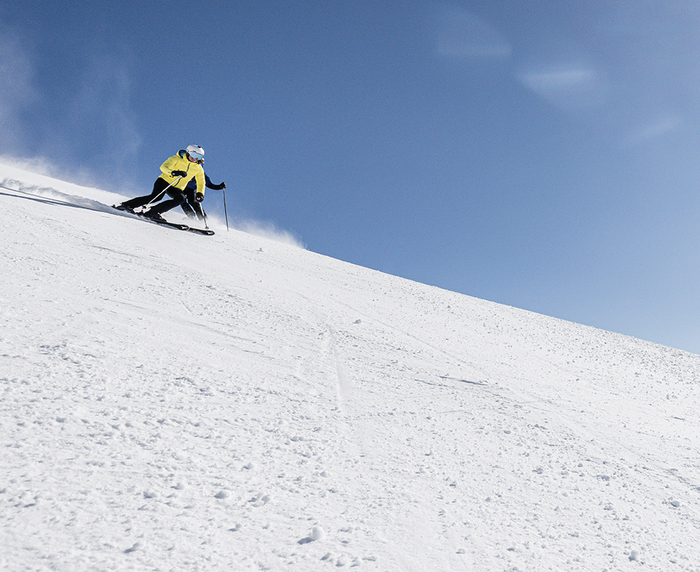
[3,0,700,353]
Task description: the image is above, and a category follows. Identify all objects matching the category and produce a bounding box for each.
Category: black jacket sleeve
[205,174,226,190]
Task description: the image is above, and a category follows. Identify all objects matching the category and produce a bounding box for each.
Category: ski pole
[222,187,230,231]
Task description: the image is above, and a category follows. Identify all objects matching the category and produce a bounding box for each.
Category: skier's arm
[160,155,179,176]
[205,174,226,190]
[194,168,206,200]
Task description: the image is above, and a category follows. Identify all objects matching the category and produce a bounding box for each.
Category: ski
[112,205,215,234]
[132,210,190,230]
[187,227,215,236]
[112,205,187,230]
[143,218,190,231]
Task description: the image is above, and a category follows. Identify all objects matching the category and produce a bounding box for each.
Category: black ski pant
[121,177,187,215]
[181,188,206,221]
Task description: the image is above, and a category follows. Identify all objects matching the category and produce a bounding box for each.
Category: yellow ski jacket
[158,150,206,195]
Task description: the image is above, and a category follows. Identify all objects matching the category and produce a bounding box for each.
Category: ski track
[2,167,700,570]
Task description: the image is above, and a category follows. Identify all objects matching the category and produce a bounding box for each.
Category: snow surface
[1,162,700,571]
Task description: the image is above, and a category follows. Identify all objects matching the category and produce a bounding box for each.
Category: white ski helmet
[186,144,204,159]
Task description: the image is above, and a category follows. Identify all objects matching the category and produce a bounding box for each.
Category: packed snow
[1,161,700,571]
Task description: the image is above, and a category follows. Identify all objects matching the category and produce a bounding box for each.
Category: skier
[181,172,226,222]
[114,145,206,221]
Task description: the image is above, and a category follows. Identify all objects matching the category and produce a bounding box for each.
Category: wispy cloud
[518,62,608,110]
[624,113,682,146]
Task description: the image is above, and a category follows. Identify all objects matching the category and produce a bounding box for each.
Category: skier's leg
[120,178,170,210]
[181,201,196,218]
[146,188,188,215]
[180,188,198,218]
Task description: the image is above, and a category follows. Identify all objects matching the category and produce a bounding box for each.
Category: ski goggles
[188,151,204,163]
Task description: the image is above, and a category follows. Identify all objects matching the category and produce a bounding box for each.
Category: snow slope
[1,163,700,571]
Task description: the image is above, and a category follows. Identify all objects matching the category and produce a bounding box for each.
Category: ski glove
[195,192,204,202]
[211,182,226,190]
[171,170,187,178]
